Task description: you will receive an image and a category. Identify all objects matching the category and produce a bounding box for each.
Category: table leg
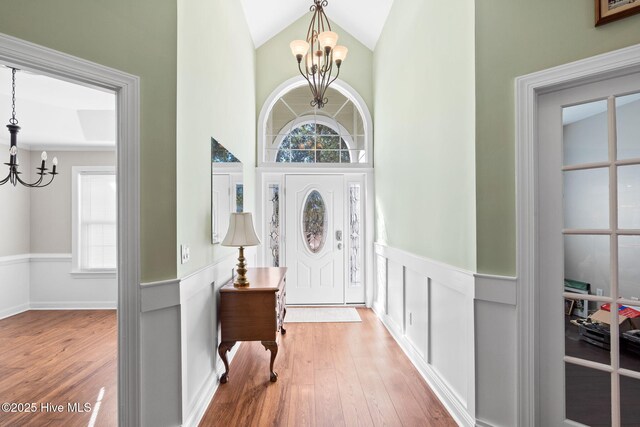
[218,341,236,384]
[281,307,287,334]
[261,340,278,382]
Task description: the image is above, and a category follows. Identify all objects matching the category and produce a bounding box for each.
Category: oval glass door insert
[303,190,327,253]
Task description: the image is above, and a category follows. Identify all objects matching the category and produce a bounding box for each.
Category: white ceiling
[239,0,394,50]
[0,66,116,150]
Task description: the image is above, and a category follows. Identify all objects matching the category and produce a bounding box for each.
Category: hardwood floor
[0,310,117,427]
[200,308,456,427]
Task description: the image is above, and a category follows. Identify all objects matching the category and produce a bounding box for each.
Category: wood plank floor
[0,310,117,427]
[200,308,456,427]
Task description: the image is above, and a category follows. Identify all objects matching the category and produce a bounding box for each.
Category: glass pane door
[562,92,640,427]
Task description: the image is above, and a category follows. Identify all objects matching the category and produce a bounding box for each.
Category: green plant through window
[276,124,351,163]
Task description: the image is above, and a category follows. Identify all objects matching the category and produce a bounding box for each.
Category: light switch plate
[180,244,190,264]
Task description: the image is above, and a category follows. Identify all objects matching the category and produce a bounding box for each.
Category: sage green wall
[256,14,373,117]
[0,0,177,282]
[476,1,640,276]
[177,0,256,277]
[373,0,476,270]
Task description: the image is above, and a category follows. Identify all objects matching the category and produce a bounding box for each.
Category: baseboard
[373,306,475,427]
[29,301,117,310]
[0,303,30,320]
[183,342,241,427]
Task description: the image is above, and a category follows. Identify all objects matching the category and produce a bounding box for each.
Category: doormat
[284,307,361,323]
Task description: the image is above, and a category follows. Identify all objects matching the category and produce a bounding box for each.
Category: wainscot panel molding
[0,253,117,317]
[474,273,517,306]
[139,248,255,427]
[0,254,30,319]
[473,274,518,427]
[373,242,476,427]
[374,243,519,427]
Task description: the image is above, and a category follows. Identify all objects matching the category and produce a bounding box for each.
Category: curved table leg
[218,341,236,384]
[281,307,287,334]
[261,340,278,382]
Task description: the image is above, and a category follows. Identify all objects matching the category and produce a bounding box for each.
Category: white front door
[538,71,640,426]
[285,174,344,304]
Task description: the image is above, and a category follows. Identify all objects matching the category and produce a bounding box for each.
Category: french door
[538,71,640,426]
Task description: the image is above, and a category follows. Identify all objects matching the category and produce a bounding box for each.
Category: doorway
[537,70,640,426]
[285,174,345,304]
[0,34,140,425]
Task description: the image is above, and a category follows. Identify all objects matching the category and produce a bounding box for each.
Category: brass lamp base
[233,246,250,287]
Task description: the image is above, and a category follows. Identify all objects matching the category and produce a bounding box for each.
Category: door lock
[337,243,343,250]
[336,230,342,241]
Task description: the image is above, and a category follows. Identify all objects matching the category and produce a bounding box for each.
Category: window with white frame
[263,86,367,164]
[73,166,116,272]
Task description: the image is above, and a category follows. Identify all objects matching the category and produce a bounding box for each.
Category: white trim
[375,243,474,295]
[140,278,181,313]
[257,76,373,166]
[515,42,640,427]
[0,32,141,427]
[474,274,517,306]
[0,253,72,265]
[267,115,358,163]
[71,165,117,273]
[373,242,476,425]
[29,302,117,309]
[182,343,241,427]
[256,170,375,307]
[0,253,31,266]
[0,139,116,152]
[0,303,30,320]
[372,304,475,427]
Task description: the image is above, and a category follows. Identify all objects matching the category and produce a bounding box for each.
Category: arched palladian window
[262,85,369,164]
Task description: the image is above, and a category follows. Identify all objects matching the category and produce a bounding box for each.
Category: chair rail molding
[515,42,640,427]
[0,32,141,426]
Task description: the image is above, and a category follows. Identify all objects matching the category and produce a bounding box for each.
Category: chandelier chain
[9,68,17,125]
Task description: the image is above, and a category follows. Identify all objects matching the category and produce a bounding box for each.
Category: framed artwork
[565,299,575,316]
[596,0,640,26]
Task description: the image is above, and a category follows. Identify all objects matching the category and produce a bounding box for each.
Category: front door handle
[336,230,342,241]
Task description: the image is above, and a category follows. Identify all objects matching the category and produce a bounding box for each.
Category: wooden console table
[218,267,287,383]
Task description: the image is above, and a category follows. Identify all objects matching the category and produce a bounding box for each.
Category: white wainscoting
[373,243,519,427]
[0,254,116,319]
[374,243,476,426]
[139,249,255,427]
[0,255,30,319]
[474,274,517,427]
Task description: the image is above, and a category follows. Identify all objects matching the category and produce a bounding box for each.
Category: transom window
[276,123,350,164]
[262,85,368,164]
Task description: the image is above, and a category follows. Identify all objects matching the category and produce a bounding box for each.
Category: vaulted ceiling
[239,0,394,50]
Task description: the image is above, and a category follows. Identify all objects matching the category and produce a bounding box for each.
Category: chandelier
[1,68,58,188]
[290,0,348,109]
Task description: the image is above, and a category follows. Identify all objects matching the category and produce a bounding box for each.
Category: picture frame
[596,0,640,26]
[565,299,575,316]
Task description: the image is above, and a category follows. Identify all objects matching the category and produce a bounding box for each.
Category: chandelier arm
[32,173,56,188]
[0,171,11,185]
[298,61,316,95]
[15,170,45,188]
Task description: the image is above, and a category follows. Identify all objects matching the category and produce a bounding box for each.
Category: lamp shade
[332,45,348,62]
[318,31,338,50]
[221,212,261,247]
[290,39,309,57]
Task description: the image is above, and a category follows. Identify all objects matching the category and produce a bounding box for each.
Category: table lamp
[221,212,261,287]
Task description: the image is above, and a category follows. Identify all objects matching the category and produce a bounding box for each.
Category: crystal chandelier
[1,68,58,188]
[290,0,348,109]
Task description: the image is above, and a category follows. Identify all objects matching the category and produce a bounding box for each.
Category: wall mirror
[211,137,243,244]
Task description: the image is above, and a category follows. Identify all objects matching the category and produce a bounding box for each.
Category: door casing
[516,43,640,426]
[256,168,374,306]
